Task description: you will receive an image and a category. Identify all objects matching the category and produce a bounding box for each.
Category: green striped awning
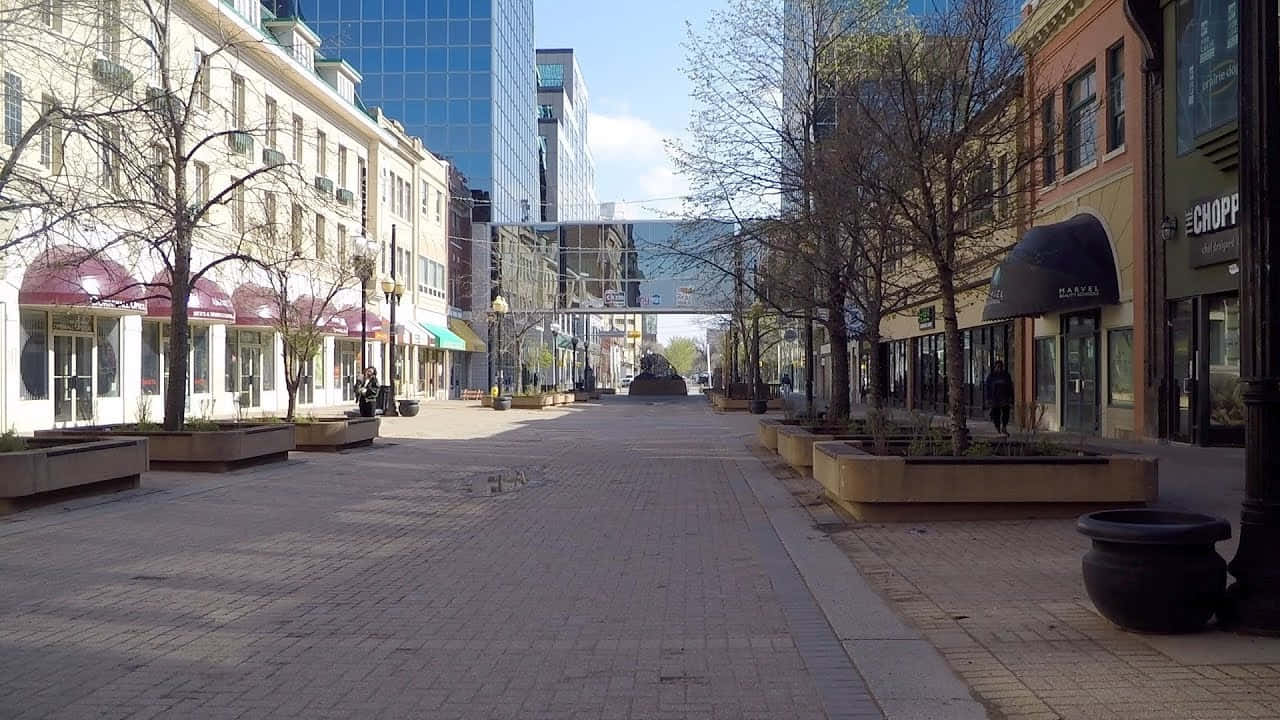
[419,321,466,351]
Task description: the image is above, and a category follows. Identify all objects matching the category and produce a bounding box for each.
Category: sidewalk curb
[734,444,990,720]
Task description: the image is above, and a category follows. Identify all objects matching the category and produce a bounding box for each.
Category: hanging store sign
[1184,190,1241,267]
[917,306,936,330]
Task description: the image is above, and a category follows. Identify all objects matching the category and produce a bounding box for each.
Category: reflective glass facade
[297,0,539,223]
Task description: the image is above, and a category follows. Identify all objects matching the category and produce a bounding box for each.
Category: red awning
[293,295,348,335]
[339,306,386,339]
[231,283,279,326]
[19,246,145,310]
[147,272,236,322]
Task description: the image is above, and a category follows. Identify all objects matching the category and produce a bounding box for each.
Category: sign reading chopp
[1183,190,1241,268]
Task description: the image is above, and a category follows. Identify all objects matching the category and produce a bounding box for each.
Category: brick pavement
[739,409,1280,720]
[0,397,911,719]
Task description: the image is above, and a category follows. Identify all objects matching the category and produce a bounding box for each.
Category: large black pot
[749,399,768,414]
[397,399,421,417]
[493,396,512,411]
[1077,509,1231,634]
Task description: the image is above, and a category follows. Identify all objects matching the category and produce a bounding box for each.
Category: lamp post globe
[491,295,508,402]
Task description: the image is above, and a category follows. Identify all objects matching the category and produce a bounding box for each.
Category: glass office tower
[296,0,540,224]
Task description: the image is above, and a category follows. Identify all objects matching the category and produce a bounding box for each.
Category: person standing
[355,366,380,417]
[985,360,1014,435]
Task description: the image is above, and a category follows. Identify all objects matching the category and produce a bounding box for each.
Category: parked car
[621,375,634,387]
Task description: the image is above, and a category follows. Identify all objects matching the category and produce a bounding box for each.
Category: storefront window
[261,332,275,391]
[1035,337,1056,403]
[1107,328,1134,406]
[1208,294,1242,426]
[192,325,210,394]
[20,310,48,400]
[96,317,120,397]
[225,330,238,394]
[141,320,162,395]
[1175,0,1239,155]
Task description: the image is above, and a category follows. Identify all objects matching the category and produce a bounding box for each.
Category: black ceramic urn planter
[749,399,768,415]
[493,396,512,411]
[396,399,421,417]
[1077,509,1231,634]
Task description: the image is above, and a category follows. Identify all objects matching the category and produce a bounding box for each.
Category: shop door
[1061,313,1100,433]
[340,348,358,401]
[1169,299,1198,443]
[53,335,94,423]
[239,342,262,408]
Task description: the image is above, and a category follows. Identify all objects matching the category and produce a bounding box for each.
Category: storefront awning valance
[147,272,236,322]
[982,214,1120,321]
[338,306,386,339]
[232,283,279,326]
[292,295,348,335]
[448,317,487,353]
[419,321,466,351]
[20,246,145,310]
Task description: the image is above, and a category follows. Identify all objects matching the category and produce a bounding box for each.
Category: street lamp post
[381,225,405,417]
[1225,0,1280,634]
[750,300,766,415]
[492,295,509,396]
[550,322,561,391]
[571,336,579,389]
[351,237,377,369]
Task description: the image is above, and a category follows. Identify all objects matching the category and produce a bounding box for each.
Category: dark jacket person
[985,360,1014,435]
[355,366,380,417]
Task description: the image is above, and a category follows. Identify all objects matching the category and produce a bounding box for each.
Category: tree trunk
[865,324,884,412]
[938,266,969,454]
[283,345,298,421]
[825,278,851,422]
[162,238,192,431]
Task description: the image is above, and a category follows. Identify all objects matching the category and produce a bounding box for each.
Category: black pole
[386,225,399,417]
[361,286,368,373]
[487,318,494,393]
[497,313,504,391]
[1226,0,1280,634]
[804,308,815,417]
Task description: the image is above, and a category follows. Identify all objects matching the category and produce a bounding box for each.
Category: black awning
[982,213,1120,321]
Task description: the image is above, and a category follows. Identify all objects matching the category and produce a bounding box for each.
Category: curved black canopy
[982,213,1120,321]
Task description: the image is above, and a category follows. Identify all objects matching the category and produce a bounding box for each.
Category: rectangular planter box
[574,391,590,402]
[1,437,148,513]
[711,392,782,412]
[480,396,494,407]
[36,423,295,472]
[812,441,1158,522]
[757,419,784,450]
[294,417,379,451]
[557,393,574,405]
[510,395,557,409]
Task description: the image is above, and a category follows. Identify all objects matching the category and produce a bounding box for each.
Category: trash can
[377,385,392,414]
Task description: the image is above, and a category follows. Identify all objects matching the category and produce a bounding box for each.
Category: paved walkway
[0,397,982,719]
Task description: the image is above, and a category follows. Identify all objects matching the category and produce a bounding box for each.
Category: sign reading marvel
[1184,191,1240,237]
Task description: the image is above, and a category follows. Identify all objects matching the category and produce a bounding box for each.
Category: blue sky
[535,0,713,220]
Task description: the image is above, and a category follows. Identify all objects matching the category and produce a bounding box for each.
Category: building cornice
[1011,0,1095,54]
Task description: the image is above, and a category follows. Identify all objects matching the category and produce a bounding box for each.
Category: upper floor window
[292,114,304,163]
[1041,96,1056,185]
[337,145,348,188]
[1175,0,1238,154]
[316,130,327,176]
[435,188,442,220]
[40,0,62,31]
[4,73,22,147]
[537,63,565,90]
[98,0,121,63]
[193,161,210,204]
[315,213,326,259]
[1064,66,1097,174]
[231,73,247,128]
[290,203,303,253]
[40,93,61,171]
[421,180,430,215]
[194,50,211,111]
[1107,43,1125,152]
[265,96,278,149]
[538,104,554,120]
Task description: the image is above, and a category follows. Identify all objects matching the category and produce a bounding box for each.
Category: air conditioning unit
[314,176,335,195]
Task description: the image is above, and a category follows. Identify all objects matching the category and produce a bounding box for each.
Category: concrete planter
[574,391,590,402]
[757,419,784,450]
[776,425,854,471]
[0,437,148,513]
[293,417,380,451]
[557,392,574,405]
[480,395,494,407]
[712,392,782,412]
[511,394,557,409]
[36,423,295,472]
[812,441,1159,522]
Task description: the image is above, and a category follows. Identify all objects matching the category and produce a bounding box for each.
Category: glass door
[1169,299,1197,443]
[1062,312,1100,433]
[340,346,358,401]
[239,340,262,408]
[53,335,94,423]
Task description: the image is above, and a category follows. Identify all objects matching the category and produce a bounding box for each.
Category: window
[152,143,169,198]
[99,123,120,189]
[265,96,278,149]
[40,94,59,170]
[98,0,121,63]
[1208,294,1242,426]
[970,161,994,224]
[1175,0,1239,154]
[20,310,48,400]
[997,154,1009,218]
[1107,328,1134,406]
[232,179,245,233]
[141,320,162,395]
[292,114,304,163]
[291,203,303,253]
[315,213,326,259]
[418,256,430,293]
[264,191,277,241]
[338,145,348,188]
[1041,96,1056,185]
[316,130,327,175]
[538,103,554,120]
[1035,337,1057,403]
[93,316,121,398]
[193,161,210,204]
[194,50,210,110]
[192,325,210,393]
[1064,66,1098,174]
[40,0,62,30]
[358,157,368,231]
[4,72,22,147]
[435,187,442,220]
[421,181,429,215]
[231,73,246,128]
[338,224,348,264]
[1107,43,1125,152]
[536,63,564,89]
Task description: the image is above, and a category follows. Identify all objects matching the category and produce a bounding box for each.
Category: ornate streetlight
[351,236,377,368]
[749,299,767,414]
[571,336,580,389]
[381,226,405,416]
[550,322,561,390]
[491,294,509,397]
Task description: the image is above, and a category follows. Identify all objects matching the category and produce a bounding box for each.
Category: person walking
[355,366,380,418]
[985,359,1014,435]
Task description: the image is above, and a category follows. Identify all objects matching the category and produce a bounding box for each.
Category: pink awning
[338,306,386,339]
[147,272,236,322]
[231,283,279,326]
[293,295,348,335]
[19,246,144,310]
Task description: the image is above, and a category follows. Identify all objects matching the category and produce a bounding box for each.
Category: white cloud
[589,112,689,219]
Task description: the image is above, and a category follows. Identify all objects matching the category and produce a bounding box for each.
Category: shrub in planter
[1077,509,1230,634]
